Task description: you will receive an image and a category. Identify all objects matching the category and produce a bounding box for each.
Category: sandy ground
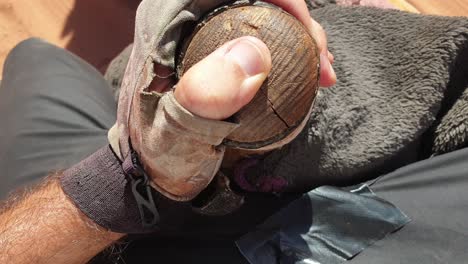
[389,0,468,15]
[0,0,138,74]
[0,0,467,76]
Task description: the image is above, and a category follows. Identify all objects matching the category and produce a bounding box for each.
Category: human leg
[0,38,116,199]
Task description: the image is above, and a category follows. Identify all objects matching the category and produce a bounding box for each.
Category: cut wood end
[178,3,320,149]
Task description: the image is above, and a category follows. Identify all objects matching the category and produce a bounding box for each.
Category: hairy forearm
[0,173,124,264]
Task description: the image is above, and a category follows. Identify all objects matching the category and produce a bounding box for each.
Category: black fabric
[236,185,410,264]
[349,147,468,263]
[0,38,116,199]
[234,148,468,264]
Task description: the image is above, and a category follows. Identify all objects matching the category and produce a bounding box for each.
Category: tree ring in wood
[177,3,320,150]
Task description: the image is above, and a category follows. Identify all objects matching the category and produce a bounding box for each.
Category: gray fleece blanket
[272,4,468,187]
[106,2,468,190]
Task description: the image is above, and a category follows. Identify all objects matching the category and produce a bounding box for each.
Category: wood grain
[179,5,320,148]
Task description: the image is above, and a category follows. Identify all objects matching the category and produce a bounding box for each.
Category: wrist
[55,179,125,262]
[60,145,162,234]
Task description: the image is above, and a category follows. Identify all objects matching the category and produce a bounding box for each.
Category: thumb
[175,36,272,120]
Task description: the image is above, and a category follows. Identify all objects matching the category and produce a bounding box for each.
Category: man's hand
[137,0,336,199]
[0,1,335,263]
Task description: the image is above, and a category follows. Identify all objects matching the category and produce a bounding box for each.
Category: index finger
[264,0,336,87]
[264,0,315,35]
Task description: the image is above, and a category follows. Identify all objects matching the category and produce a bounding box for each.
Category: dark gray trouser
[0,38,116,199]
[0,39,467,264]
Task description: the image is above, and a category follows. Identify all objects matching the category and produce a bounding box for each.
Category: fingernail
[328,51,335,64]
[309,18,320,38]
[320,53,337,84]
[226,38,268,77]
